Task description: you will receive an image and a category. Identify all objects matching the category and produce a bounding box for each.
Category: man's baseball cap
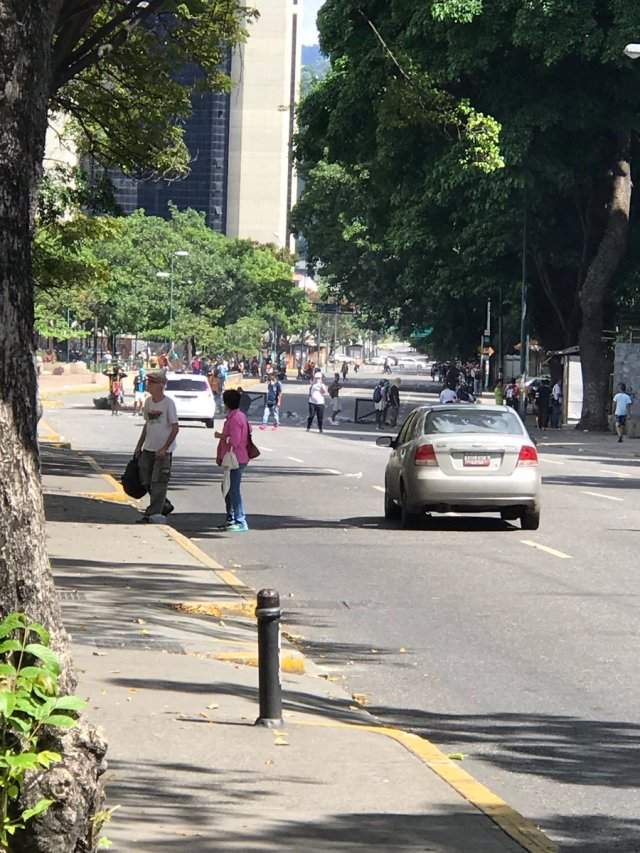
[147,371,166,384]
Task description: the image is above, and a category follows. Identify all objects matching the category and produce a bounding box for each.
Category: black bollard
[255,589,283,728]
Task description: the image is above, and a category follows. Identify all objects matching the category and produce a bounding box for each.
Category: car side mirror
[376,435,394,448]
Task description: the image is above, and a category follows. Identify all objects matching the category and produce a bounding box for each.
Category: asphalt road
[44,373,640,852]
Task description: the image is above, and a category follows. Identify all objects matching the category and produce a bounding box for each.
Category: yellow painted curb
[38,419,72,449]
[292,720,557,853]
[163,527,254,598]
[212,651,305,674]
[78,456,134,504]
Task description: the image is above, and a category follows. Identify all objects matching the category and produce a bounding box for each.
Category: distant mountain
[302,44,324,66]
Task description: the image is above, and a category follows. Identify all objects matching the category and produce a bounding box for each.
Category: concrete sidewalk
[41,443,552,852]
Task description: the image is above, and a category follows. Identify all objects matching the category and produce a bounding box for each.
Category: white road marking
[599,469,630,478]
[540,458,564,465]
[286,456,305,463]
[521,540,572,559]
[325,468,341,475]
[583,491,624,502]
[372,485,385,493]
[259,446,274,452]
[343,472,363,479]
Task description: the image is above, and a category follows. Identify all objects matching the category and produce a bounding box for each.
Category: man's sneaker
[228,523,249,533]
[272,425,279,430]
[135,516,151,524]
[162,500,174,516]
[216,521,234,530]
[259,425,267,431]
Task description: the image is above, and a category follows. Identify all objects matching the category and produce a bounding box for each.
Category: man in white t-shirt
[439,386,458,404]
[612,382,632,443]
[134,372,179,522]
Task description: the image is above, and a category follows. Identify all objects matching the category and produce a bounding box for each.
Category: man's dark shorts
[616,414,627,428]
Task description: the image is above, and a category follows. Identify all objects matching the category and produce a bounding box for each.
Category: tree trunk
[577,155,631,431]
[0,3,107,850]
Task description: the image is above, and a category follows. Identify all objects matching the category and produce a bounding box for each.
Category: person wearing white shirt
[439,386,458,404]
[612,382,632,443]
[307,371,328,432]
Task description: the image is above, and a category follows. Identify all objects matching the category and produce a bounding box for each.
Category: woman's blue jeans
[225,462,248,525]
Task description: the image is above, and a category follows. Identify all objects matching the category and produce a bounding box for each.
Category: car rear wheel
[400,483,420,529]
[384,485,401,520]
[520,508,540,530]
[204,418,215,429]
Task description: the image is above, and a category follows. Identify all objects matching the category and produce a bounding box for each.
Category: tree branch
[51,0,169,95]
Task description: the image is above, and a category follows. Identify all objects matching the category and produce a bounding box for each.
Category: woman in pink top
[215,389,251,532]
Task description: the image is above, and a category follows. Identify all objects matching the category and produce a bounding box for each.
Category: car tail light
[517,445,538,466]
[415,443,438,467]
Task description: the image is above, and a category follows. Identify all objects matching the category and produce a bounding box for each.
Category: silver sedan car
[377,404,541,529]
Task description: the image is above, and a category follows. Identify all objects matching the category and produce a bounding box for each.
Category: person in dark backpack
[260,372,282,430]
[373,380,386,429]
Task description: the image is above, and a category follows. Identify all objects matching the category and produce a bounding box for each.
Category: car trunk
[428,434,522,477]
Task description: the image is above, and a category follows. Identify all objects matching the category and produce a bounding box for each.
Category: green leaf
[24,644,61,676]
[0,640,23,655]
[5,753,40,770]
[98,837,113,849]
[0,613,28,639]
[21,799,55,821]
[37,750,61,768]
[0,692,16,718]
[25,623,50,645]
[54,695,86,712]
[0,663,17,677]
[43,713,77,728]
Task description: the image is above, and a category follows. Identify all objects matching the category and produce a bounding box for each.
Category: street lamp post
[156,250,188,352]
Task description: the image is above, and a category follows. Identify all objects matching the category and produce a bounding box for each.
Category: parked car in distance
[164,371,216,428]
[396,356,427,370]
[368,355,397,366]
[377,404,541,530]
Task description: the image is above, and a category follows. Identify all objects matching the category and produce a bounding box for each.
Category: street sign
[482,347,495,356]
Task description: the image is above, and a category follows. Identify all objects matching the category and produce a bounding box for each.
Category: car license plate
[463,454,491,467]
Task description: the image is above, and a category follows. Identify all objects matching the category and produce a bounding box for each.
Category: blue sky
[302,0,323,46]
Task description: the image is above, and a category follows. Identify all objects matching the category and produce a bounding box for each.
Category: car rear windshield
[424,410,524,436]
[166,378,209,392]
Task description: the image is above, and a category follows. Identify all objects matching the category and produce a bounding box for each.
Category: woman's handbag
[247,432,261,460]
[121,456,147,499]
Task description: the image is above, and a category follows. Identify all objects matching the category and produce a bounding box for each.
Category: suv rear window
[424,409,523,436]
[166,378,209,392]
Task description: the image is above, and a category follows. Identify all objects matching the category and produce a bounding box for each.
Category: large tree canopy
[293,0,640,426]
[34,204,312,355]
[51,0,255,176]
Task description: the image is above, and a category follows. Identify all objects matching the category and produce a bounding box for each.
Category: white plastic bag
[221,449,239,496]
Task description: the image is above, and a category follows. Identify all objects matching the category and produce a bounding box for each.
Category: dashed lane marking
[583,491,624,502]
[286,456,305,463]
[540,458,564,465]
[372,485,385,493]
[259,446,274,452]
[521,540,572,559]
[599,469,630,478]
[324,468,341,475]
